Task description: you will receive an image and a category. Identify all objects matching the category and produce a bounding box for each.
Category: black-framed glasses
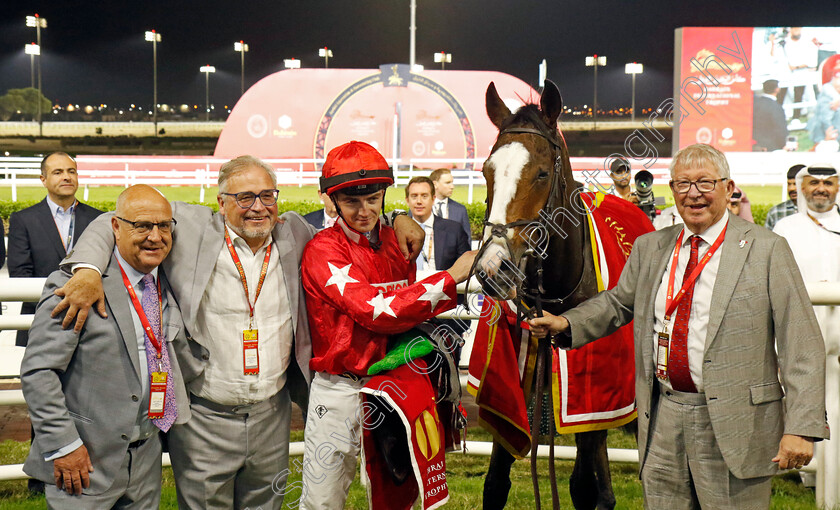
[669,178,728,194]
[220,189,279,209]
[116,216,176,234]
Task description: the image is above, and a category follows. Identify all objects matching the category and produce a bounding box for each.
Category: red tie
[669,235,700,393]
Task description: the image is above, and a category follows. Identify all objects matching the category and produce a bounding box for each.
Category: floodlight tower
[145,30,162,135]
[200,65,216,121]
[26,14,47,136]
[319,47,333,68]
[234,41,249,96]
[625,62,644,122]
[585,55,607,129]
[434,52,451,70]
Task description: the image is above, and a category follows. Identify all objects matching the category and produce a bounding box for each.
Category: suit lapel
[433,221,447,267]
[35,199,68,260]
[190,214,225,321]
[704,216,752,352]
[103,257,143,381]
[273,220,299,333]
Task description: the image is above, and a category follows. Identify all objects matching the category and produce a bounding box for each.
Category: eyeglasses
[220,189,280,209]
[116,216,177,234]
[670,178,728,194]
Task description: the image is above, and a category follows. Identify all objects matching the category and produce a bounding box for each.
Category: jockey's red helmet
[319,141,394,196]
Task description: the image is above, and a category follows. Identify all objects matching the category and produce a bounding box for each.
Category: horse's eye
[537,170,550,180]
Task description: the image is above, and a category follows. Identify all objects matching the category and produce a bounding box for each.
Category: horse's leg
[482,441,515,510]
[570,430,616,510]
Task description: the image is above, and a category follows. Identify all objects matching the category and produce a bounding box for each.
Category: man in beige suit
[530,143,829,509]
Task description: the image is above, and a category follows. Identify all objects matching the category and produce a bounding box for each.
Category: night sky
[2,1,840,112]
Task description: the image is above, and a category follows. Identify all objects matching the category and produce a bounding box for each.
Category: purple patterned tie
[141,273,177,431]
[668,235,700,393]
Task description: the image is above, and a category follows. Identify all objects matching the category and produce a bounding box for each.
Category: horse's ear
[540,80,563,128]
[486,82,511,130]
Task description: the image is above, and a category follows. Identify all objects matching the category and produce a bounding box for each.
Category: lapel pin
[739,240,747,248]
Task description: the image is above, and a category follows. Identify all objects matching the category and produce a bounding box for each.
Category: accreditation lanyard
[118,262,168,419]
[55,201,77,253]
[663,225,728,327]
[224,226,272,375]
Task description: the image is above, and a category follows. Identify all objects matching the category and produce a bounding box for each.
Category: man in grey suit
[22,185,191,508]
[529,143,829,509]
[53,155,424,509]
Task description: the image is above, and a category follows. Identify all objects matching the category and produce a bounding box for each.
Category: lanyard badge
[224,226,271,376]
[656,226,727,381]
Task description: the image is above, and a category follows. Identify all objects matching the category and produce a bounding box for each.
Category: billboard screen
[674,27,840,153]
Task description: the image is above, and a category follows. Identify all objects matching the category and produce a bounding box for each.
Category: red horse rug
[467,192,653,457]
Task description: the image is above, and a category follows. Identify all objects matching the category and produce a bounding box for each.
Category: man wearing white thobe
[774,163,840,506]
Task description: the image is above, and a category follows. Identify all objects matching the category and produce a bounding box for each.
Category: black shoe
[28,479,45,495]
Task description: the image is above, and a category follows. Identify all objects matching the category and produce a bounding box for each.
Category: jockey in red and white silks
[298,141,464,509]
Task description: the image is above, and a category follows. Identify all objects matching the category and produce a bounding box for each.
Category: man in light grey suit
[530,144,829,509]
[53,155,425,509]
[22,185,191,509]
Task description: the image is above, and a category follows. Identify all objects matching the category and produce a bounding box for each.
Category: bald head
[112,185,174,273]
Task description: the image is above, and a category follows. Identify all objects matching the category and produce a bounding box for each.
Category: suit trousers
[168,388,291,510]
[300,372,369,510]
[44,436,162,510]
[642,384,772,510]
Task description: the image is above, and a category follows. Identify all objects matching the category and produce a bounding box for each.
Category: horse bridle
[471,121,589,510]
[469,123,587,319]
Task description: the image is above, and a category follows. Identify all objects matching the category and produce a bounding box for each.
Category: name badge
[655,331,669,380]
[243,329,259,375]
[149,371,168,418]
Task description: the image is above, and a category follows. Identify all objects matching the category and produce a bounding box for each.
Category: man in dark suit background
[405,176,470,274]
[753,79,788,151]
[7,152,102,347]
[7,151,102,494]
[430,168,472,240]
[303,189,338,230]
[406,176,471,363]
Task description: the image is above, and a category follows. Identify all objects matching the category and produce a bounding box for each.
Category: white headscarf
[795,163,839,214]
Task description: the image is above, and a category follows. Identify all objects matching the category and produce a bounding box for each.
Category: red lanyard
[223,226,272,322]
[118,262,164,359]
[664,225,727,321]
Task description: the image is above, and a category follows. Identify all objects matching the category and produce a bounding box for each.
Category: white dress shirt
[653,213,729,392]
[45,195,77,253]
[190,228,293,405]
[414,214,436,273]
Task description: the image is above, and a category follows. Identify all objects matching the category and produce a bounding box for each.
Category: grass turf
[0,428,819,509]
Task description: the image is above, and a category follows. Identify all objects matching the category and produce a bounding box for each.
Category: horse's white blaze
[478,242,510,277]
[483,142,529,241]
[479,142,529,276]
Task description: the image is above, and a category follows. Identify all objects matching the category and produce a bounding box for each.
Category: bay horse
[474,80,622,510]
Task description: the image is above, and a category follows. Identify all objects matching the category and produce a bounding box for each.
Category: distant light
[625,62,644,74]
[284,58,300,69]
[84,105,94,114]
[145,30,161,42]
[434,52,451,64]
[318,47,333,58]
[26,15,47,28]
[234,41,249,52]
[585,55,607,66]
[66,104,75,112]
[200,65,216,73]
[24,43,40,55]
[119,110,124,115]
[179,104,189,113]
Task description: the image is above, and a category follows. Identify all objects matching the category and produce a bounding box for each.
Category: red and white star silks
[302,219,458,375]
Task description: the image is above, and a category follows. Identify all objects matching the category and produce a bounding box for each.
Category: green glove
[367,333,435,375]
